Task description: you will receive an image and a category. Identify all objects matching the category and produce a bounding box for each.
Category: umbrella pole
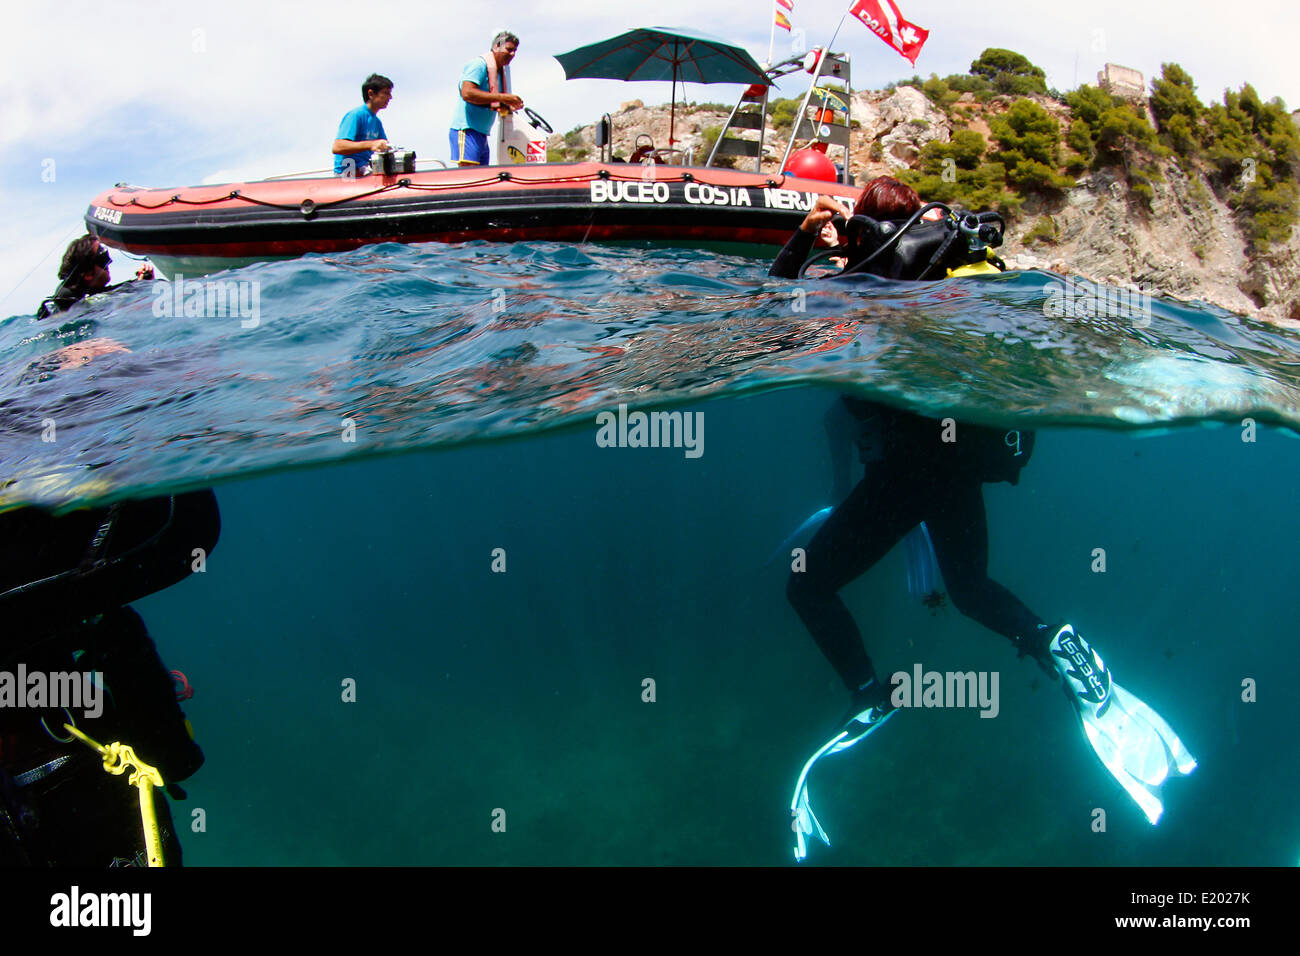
[670,58,678,147]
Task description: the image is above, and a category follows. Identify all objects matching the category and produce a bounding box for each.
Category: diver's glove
[789,679,897,862]
[1046,624,1197,825]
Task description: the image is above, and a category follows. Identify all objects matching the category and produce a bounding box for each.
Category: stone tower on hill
[1098,63,1146,100]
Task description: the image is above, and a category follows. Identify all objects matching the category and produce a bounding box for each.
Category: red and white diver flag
[848,0,929,65]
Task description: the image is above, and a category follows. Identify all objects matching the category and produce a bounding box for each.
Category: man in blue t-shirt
[333,74,393,177]
[450,31,524,166]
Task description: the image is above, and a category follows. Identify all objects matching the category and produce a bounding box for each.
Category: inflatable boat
[85,163,862,278]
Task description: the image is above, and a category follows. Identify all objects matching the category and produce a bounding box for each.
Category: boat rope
[99,168,803,214]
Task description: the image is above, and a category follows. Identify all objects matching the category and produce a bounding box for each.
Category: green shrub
[902,148,1023,217]
[1008,159,1076,191]
[944,73,992,94]
[1066,84,1169,207]
[547,145,587,162]
[1062,148,1089,176]
[1150,63,1203,158]
[769,96,803,134]
[915,134,983,175]
[699,125,737,168]
[988,99,1073,191]
[1023,216,1059,245]
[1064,85,1114,132]
[1202,84,1300,248]
[1187,175,1211,209]
[1094,104,1166,161]
[921,74,960,111]
[1066,118,1094,159]
[948,129,988,168]
[990,99,1061,165]
[970,48,1047,96]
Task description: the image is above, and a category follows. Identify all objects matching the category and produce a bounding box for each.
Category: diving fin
[790,680,897,862]
[1047,624,1196,825]
[903,522,942,598]
[766,506,833,565]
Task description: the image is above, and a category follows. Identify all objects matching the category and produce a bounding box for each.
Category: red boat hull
[85,162,862,275]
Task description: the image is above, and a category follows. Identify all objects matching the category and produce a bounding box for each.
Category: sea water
[1,242,1296,865]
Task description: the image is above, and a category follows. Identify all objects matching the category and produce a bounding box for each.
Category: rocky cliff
[548,89,1300,324]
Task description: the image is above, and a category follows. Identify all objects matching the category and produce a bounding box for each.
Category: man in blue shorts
[333,74,393,178]
[450,32,524,166]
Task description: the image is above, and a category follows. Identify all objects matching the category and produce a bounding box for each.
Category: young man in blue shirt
[333,74,393,177]
[450,32,524,166]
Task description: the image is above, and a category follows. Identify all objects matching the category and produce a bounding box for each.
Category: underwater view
[2,241,1295,866]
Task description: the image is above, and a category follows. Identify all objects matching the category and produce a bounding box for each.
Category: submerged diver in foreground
[773,177,1196,861]
[0,492,218,866]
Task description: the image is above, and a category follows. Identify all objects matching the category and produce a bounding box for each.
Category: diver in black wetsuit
[789,397,1046,710]
[771,177,1050,723]
[0,491,218,866]
[35,234,153,320]
[775,179,1197,862]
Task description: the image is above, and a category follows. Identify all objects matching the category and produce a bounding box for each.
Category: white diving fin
[789,687,897,862]
[1047,624,1197,825]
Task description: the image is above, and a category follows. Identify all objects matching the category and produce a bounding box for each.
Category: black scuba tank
[842,208,1005,280]
[842,398,1034,485]
[0,490,220,635]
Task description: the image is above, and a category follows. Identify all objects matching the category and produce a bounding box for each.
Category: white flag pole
[776,6,851,173]
[767,0,778,67]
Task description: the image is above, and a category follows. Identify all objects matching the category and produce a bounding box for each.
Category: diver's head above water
[854,176,922,220]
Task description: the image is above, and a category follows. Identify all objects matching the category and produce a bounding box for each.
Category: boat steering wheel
[524,108,553,134]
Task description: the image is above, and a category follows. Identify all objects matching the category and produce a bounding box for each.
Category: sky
[2,0,1297,317]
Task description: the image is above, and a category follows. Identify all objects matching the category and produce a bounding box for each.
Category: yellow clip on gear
[948,261,1003,277]
[63,723,167,867]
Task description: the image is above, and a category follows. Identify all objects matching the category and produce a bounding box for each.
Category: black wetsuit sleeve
[769,229,817,279]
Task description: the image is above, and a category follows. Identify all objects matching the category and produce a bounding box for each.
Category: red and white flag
[848,0,929,65]
[776,0,794,9]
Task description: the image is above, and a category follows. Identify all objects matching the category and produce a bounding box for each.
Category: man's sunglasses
[77,248,110,274]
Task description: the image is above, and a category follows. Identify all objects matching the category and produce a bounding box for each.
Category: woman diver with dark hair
[773,177,1197,861]
[774,176,1045,724]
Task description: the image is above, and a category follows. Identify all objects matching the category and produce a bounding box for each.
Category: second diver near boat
[35,233,153,321]
[772,177,1197,861]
